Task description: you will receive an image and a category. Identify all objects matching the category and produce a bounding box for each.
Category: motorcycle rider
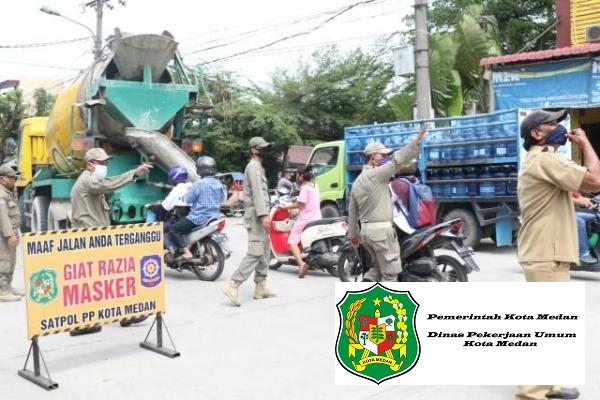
[167,156,224,260]
[347,126,428,282]
[148,166,192,250]
[572,192,597,265]
[277,165,321,278]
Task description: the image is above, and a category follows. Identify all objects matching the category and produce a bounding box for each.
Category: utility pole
[414,0,432,119]
[84,0,126,61]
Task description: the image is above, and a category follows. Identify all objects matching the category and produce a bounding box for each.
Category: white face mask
[92,164,107,179]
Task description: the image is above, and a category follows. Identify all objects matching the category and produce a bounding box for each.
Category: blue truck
[308,108,575,249]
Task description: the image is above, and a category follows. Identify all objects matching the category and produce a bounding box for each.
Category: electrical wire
[201,0,383,64]
[0,37,89,49]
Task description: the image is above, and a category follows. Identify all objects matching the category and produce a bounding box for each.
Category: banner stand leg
[139,313,180,358]
[18,336,59,390]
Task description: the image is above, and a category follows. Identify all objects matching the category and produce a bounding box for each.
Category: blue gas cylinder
[437,130,451,160]
[451,130,467,160]
[350,139,363,165]
[440,169,453,197]
[452,168,468,197]
[478,130,493,159]
[465,167,479,196]
[507,166,518,195]
[429,169,442,197]
[427,132,440,162]
[493,167,507,195]
[479,166,495,197]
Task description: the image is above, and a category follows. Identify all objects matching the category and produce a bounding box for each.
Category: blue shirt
[185,176,225,225]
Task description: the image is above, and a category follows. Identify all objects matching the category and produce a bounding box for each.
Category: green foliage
[32,88,56,117]
[0,90,25,161]
[259,46,395,143]
[429,0,555,54]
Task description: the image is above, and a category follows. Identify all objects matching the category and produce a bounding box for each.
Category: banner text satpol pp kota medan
[21,223,164,338]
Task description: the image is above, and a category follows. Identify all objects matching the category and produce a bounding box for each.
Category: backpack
[390,177,436,228]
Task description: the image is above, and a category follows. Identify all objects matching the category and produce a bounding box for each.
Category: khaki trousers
[515,385,561,400]
[0,244,16,292]
[231,214,270,284]
[517,261,570,399]
[361,226,401,282]
[520,261,571,282]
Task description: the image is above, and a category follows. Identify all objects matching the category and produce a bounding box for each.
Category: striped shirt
[185,176,225,225]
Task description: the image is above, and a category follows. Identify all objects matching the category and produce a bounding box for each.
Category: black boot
[70,325,102,336]
[120,315,149,327]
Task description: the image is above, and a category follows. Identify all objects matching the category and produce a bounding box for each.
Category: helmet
[168,165,188,184]
[196,156,216,177]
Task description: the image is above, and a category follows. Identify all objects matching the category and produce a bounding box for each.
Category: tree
[0,90,25,162]
[258,46,395,144]
[32,88,56,117]
[188,72,300,184]
[428,0,555,54]
[360,332,368,345]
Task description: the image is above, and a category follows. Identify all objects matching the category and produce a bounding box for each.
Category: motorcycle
[572,197,600,272]
[338,204,479,282]
[268,188,347,276]
[146,203,230,281]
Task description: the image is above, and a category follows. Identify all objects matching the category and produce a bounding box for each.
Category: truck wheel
[18,195,30,232]
[443,209,481,249]
[31,196,50,232]
[321,204,340,218]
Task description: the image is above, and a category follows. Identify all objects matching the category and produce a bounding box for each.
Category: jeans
[576,212,596,257]
[168,217,198,250]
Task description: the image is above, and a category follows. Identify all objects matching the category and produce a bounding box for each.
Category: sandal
[298,263,309,278]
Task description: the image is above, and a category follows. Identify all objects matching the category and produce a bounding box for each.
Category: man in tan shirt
[347,127,427,282]
[0,165,23,302]
[516,109,600,400]
[70,148,152,334]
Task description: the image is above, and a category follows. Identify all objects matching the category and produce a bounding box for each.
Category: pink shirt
[296,183,322,223]
[288,183,322,245]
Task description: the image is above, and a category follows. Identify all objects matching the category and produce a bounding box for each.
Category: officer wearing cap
[516,109,600,400]
[222,136,276,306]
[347,126,428,282]
[69,148,152,334]
[0,165,23,302]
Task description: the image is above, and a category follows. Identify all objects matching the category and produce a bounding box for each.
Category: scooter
[338,204,479,282]
[268,191,348,276]
[571,198,600,272]
[146,203,230,281]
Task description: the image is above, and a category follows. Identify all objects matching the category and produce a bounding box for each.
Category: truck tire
[443,209,481,249]
[321,204,340,218]
[18,195,30,232]
[31,196,50,232]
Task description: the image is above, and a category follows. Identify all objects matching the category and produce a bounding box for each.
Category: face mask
[378,155,390,166]
[542,125,567,146]
[92,164,107,179]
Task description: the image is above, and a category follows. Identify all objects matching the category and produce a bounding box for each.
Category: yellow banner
[22,223,164,338]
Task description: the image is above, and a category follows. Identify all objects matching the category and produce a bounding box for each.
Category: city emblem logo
[28,269,59,304]
[140,255,162,288]
[336,283,420,384]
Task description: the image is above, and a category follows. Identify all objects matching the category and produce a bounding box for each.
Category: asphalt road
[1,218,598,399]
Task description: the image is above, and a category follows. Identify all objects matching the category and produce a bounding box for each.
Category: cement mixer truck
[16,30,201,232]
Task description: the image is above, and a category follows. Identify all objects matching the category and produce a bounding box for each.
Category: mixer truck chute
[17,30,201,232]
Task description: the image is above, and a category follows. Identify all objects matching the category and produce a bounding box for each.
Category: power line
[202,0,381,65]
[0,59,84,71]
[183,3,401,57]
[0,37,89,49]
[181,0,392,49]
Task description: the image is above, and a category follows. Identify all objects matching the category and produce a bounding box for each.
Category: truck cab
[307,140,346,218]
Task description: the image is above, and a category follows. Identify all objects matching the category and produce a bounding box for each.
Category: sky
[0,0,413,88]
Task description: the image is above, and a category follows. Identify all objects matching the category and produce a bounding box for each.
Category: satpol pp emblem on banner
[336,283,421,384]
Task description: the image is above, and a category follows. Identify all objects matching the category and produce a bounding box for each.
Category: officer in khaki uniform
[347,127,428,282]
[70,147,152,334]
[0,165,23,302]
[222,137,276,306]
[516,109,600,400]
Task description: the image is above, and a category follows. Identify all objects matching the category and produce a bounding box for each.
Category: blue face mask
[542,125,567,146]
[377,155,390,166]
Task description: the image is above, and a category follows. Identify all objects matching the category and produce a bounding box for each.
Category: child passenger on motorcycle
[277,165,321,278]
